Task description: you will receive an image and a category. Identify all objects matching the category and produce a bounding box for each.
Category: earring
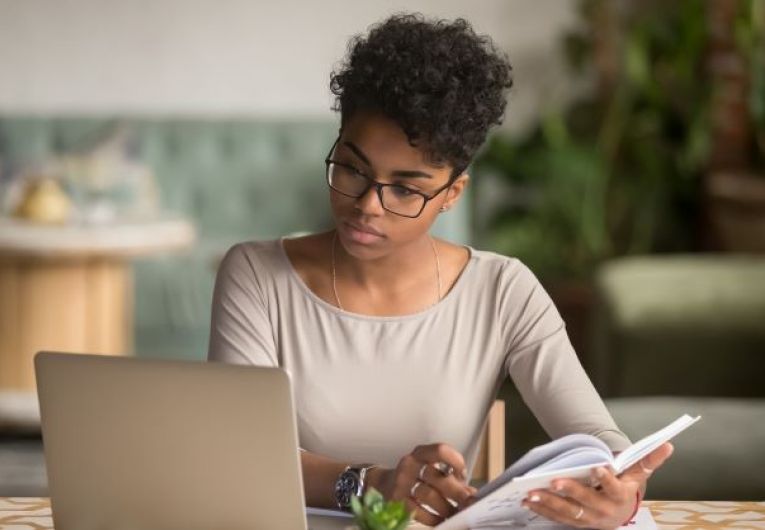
[439,206,449,212]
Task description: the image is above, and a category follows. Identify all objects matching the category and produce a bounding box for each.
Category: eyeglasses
[324,137,453,218]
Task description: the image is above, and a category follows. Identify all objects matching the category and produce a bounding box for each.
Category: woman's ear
[440,173,470,212]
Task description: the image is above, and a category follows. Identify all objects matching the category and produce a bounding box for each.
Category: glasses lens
[326,162,426,217]
[380,186,425,217]
[327,162,368,197]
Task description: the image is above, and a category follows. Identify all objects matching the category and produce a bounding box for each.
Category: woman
[208,13,672,528]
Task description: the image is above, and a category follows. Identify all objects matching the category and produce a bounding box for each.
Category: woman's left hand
[522,442,674,530]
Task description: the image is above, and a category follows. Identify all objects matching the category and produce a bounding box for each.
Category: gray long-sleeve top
[208,238,631,477]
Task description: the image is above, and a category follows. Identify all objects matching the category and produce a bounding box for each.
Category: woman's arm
[301,451,351,508]
[497,261,672,529]
[210,246,352,508]
[498,261,631,451]
[208,243,278,366]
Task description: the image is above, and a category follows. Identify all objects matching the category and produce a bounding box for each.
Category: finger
[524,501,590,529]
[550,477,612,516]
[644,442,674,470]
[592,466,630,503]
[523,490,590,528]
[463,493,479,508]
[623,443,674,479]
[417,463,475,509]
[398,456,471,511]
[410,480,454,518]
[412,444,467,480]
[404,497,443,527]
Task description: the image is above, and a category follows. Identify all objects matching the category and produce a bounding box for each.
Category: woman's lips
[343,222,385,245]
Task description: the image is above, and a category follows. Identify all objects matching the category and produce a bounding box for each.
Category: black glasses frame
[323,137,453,218]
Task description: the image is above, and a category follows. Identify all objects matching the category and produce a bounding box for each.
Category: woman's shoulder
[219,232,331,284]
[466,245,538,284]
[216,237,296,289]
[430,241,545,312]
[221,238,282,268]
[280,231,332,265]
[463,248,560,341]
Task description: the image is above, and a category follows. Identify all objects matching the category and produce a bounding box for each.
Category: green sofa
[591,256,765,398]
[498,255,765,501]
[0,116,472,361]
[592,256,765,500]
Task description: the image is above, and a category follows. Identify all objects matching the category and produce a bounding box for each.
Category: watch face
[335,469,361,507]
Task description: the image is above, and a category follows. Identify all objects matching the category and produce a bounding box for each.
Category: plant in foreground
[349,488,411,530]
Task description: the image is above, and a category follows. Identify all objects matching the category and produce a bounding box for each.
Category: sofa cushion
[606,396,765,500]
[592,256,765,397]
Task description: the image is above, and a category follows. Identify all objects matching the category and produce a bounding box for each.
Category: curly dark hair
[330,13,513,179]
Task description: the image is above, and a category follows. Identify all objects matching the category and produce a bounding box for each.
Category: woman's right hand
[366,443,478,526]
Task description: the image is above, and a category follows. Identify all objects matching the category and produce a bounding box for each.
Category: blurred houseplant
[349,488,411,530]
[474,0,715,283]
[704,0,765,251]
[477,0,765,464]
[476,0,765,463]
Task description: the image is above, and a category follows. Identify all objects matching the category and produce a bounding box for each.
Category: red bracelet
[620,490,643,526]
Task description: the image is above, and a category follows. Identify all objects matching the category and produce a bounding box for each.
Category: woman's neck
[332,230,438,293]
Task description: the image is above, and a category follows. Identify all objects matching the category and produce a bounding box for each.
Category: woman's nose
[354,184,385,215]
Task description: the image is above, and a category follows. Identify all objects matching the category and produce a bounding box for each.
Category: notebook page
[614,414,701,473]
[477,434,609,498]
[523,446,613,477]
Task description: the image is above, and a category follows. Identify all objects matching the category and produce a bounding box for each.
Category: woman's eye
[391,185,417,197]
[336,163,365,179]
[340,164,366,178]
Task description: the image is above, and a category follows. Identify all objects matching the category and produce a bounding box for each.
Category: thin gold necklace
[331,231,442,312]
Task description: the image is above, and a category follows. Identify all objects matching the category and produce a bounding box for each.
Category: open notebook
[435,414,700,530]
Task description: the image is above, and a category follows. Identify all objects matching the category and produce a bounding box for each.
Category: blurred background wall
[0,0,577,132]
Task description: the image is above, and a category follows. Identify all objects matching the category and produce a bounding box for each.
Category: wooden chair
[472,400,505,483]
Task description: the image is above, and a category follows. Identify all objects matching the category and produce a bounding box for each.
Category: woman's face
[328,110,469,260]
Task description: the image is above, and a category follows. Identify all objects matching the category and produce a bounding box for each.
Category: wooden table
[1,498,764,529]
[0,217,195,394]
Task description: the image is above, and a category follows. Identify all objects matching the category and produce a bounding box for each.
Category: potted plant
[347,488,411,530]
[473,0,711,364]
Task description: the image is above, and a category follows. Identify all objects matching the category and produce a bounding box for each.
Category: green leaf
[351,488,411,530]
[350,495,363,518]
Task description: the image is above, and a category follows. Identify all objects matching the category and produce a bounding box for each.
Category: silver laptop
[35,351,310,530]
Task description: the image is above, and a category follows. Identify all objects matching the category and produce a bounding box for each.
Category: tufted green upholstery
[0,117,472,361]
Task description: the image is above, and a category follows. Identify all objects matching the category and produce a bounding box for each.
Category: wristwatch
[334,464,377,510]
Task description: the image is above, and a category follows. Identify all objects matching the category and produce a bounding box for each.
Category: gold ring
[574,505,585,520]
